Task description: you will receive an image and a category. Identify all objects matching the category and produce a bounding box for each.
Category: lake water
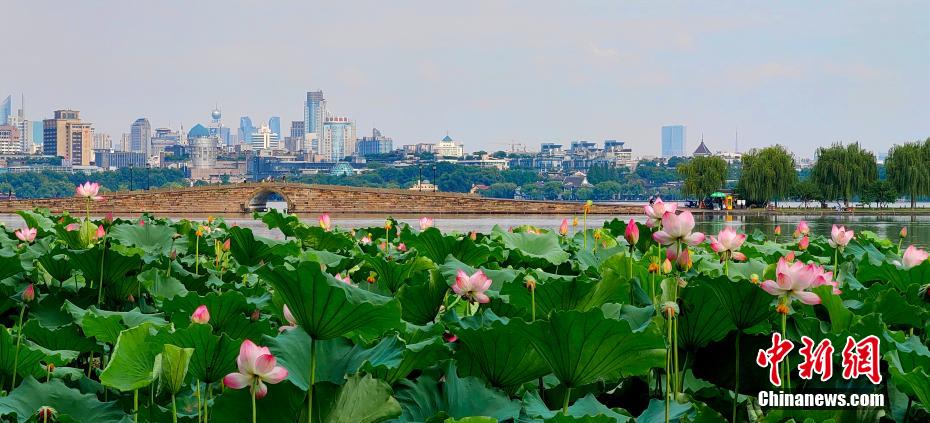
[3,211,926,248]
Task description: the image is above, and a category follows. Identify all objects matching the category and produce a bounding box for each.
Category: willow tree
[736,145,797,206]
[677,156,728,203]
[884,140,930,208]
[810,143,877,207]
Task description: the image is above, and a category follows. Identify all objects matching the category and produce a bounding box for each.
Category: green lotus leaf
[521,309,666,388]
[857,256,930,292]
[495,229,570,265]
[66,246,143,301]
[0,325,48,382]
[167,323,238,384]
[257,209,300,238]
[294,225,357,252]
[312,374,402,423]
[677,282,736,350]
[108,222,178,259]
[210,377,305,423]
[396,269,448,325]
[394,363,521,422]
[704,276,773,331]
[228,225,299,268]
[64,301,167,345]
[521,391,631,422]
[99,323,167,391]
[160,290,272,341]
[154,343,193,395]
[361,254,436,293]
[0,377,130,423]
[362,331,449,385]
[137,268,188,300]
[260,259,402,340]
[267,327,402,389]
[813,285,855,332]
[16,210,55,235]
[22,320,96,354]
[454,317,550,390]
[401,227,493,266]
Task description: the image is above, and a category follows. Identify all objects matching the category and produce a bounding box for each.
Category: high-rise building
[320,117,356,161]
[0,95,11,127]
[43,110,82,160]
[0,125,20,155]
[304,91,326,152]
[93,132,112,150]
[268,117,281,138]
[130,118,152,157]
[661,125,686,158]
[95,150,146,169]
[238,117,255,148]
[31,121,43,153]
[250,123,279,151]
[68,122,94,166]
[357,128,394,157]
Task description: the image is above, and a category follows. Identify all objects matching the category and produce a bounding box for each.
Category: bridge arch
[246,188,291,212]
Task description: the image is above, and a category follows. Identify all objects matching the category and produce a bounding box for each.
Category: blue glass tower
[304,91,324,135]
[238,117,254,147]
[661,125,686,158]
[268,116,281,137]
[0,96,10,125]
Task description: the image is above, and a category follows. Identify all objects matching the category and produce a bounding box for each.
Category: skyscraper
[69,122,94,166]
[130,118,152,157]
[357,128,393,157]
[304,91,325,152]
[661,125,686,158]
[238,117,255,148]
[0,95,10,126]
[43,110,82,160]
[250,123,279,151]
[320,116,356,161]
[268,116,281,138]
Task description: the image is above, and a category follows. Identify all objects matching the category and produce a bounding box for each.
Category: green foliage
[737,145,797,206]
[810,142,878,206]
[884,139,930,208]
[677,156,728,201]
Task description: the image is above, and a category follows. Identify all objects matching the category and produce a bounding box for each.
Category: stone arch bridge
[0,183,642,215]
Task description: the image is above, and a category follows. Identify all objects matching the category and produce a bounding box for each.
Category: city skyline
[2,2,929,157]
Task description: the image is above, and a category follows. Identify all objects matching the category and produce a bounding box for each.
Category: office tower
[43,110,82,159]
[95,150,146,169]
[268,117,281,138]
[0,95,10,126]
[304,90,326,152]
[69,122,94,166]
[290,121,305,140]
[130,118,152,157]
[319,116,356,161]
[250,123,279,151]
[31,122,43,153]
[661,125,686,158]
[238,117,255,148]
[0,125,19,155]
[93,132,112,150]
[356,128,394,156]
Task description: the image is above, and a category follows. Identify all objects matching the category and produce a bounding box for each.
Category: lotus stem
[195,237,200,275]
[733,331,741,423]
[530,287,536,322]
[196,380,202,423]
[674,317,680,395]
[134,389,139,423]
[10,305,26,390]
[251,379,257,423]
[628,256,634,304]
[666,315,672,423]
[307,339,317,423]
[205,383,212,423]
[562,386,572,414]
[781,312,789,391]
[582,212,588,250]
[98,240,106,305]
[172,392,178,423]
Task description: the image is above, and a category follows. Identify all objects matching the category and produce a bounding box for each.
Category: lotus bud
[661,258,673,274]
[798,235,809,251]
[104,211,114,225]
[559,219,569,236]
[469,231,477,241]
[95,225,106,240]
[624,219,639,245]
[750,273,760,285]
[660,301,679,318]
[774,226,781,236]
[572,216,579,227]
[191,305,210,324]
[900,227,908,238]
[792,229,800,238]
[22,284,35,303]
[169,250,177,261]
[127,294,135,302]
[785,251,796,262]
[251,309,261,321]
[138,219,145,226]
[223,239,231,251]
[397,243,407,252]
[366,271,377,284]
[443,332,457,343]
[524,277,537,291]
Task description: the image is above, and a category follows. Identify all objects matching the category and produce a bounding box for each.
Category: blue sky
[2,1,928,158]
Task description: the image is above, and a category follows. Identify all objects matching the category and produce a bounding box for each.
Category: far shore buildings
[43,110,95,166]
[661,125,686,158]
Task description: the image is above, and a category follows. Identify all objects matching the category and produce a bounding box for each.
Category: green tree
[574,187,594,201]
[677,156,727,203]
[810,143,877,207]
[593,181,622,200]
[484,182,518,199]
[736,145,797,206]
[884,140,930,208]
[792,179,822,208]
[860,180,899,208]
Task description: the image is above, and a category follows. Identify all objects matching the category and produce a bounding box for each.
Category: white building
[433,135,464,158]
[250,123,279,152]
[93,133,112,150]
[319,117,356,161]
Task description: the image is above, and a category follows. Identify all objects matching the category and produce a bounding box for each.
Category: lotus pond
[0,205,928,423]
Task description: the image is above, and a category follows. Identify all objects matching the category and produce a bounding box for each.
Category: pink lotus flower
[319,214,331,231]
[14,227,37,243]
[796,220,810,237]
[279,305,297,332]
[397,243,407,252]
[104,212,114,225]
[419,217,434,230]
[785,251,796,262]
[360,236,371,245]
[65,223,79,232]
[191,305,210,324]
[223,339,288,399]
[798,235,809,251]
[223,238,231,251]
[22,284,35,302]
[661,258,673,274]
[652,211,705,246]
[759,257,823,305]
[624,219,639,245]
[335,273,352,284]
[644,198,676,228]
[95,225,106,240]
[902,245,929,270]
[138,219,145,226]
[75,182,103,201]
[559,219,569,236]
[453,269,492,304]
[809,264,841,295]
[709,226,747,261]
[829,225,854,249]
